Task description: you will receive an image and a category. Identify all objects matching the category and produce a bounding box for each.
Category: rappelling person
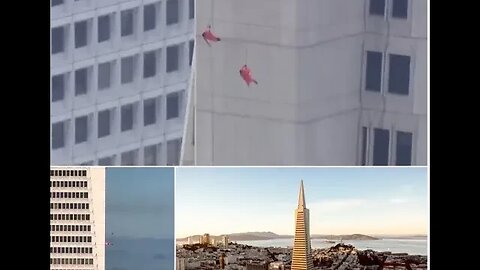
[202,25,221,46]
[239,65,258,86]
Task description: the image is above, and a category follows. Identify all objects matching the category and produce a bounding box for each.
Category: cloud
[310,198,368,212]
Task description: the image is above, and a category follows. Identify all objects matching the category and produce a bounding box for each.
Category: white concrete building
[50,167,106,270]
[190,0,427,165]
[51,0,195,165]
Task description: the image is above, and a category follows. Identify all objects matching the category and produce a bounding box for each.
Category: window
[144,4,156,31]
[52,0,63,7]
[361,127,368,166]
[373,128,389,166]
[396,131,412,165]
[52,121,65,149]
[98,15,111,42]
[369,0,385,16]
[144,144,158,165]
[167,138,181,165]
[189,0,195,19]
[75,20,88,48]
[98,109,110,138]
[75,68,88,96]
[98,62,111,90]
[388,54,410,95]
[189,40,194,66]
[121,9,134,37]
[144,98,157,126]
[121,104,134,131]
[52,74,65,102]
[121,149,138,165]
[75,115,88,144]
[121,56,135,84]
[98,156,114,165]
[365,51,382,92]
[144,51,157,78]
[166,45,179,72]
[166,0,179,25]
[392,0,408,19]
[51,26,64,54]
[167,92,180,119]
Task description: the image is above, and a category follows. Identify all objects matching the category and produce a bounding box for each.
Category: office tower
[188,236,193,245]
[222,235,229,247]
[51,0,194,165]
[190,0,426,165]
[291,180,314,270]
[50,167,106,270]
[202,233,210,245]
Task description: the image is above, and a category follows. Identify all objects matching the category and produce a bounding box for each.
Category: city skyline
[175,167,428,237]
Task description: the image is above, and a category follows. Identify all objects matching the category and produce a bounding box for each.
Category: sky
[175,167,428,237]
[106,167,174,239]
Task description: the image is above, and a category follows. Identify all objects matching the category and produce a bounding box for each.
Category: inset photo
[176,167,428,269]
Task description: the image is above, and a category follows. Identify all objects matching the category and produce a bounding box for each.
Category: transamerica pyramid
[291,180,314,270]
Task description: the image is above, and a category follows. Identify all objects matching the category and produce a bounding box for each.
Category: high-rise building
[222,235,229,247]
[291,180,314,270]
[188,236,193,245]
[51,0,194,165]
[189,0,427,166]
[50,167,106,270]
[202,233,210,245]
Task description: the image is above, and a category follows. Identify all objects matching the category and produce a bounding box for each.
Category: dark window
[121,150,137,165]
[51,26,64,54]
[167,92,180,119]
[75,68,88,96]
[189,0,194,19]
[388,54,410,95]
[121,9,134,36]
[52,74,65,102]
[166,0,179,25]
[121,56,135,84]
[369,0,385,16]
[144,144,158,165]
[361,127,368,166]
[373,128,389,166]
[98,15,111,42]
[75,115,88,144]
[52,121,65,149]
[189,40,194,66]
[52,0,63,7]
[144,4,156,31]
[166,45,179,72]
[75,21,88,48]
[396,131,412,165]
[98,62,111,90]
[144,51,156,78]
[365,51,382,92]
[392,0,408,19]
[144,98,156,126]
[98,109,111,138]
[121,104,134,131]
[98,156,114,165]
[167,138,181,165]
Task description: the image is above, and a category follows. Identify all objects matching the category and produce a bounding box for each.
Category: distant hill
[177,232,378,241]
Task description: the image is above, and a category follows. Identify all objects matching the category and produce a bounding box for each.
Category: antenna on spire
[298,180,306,208]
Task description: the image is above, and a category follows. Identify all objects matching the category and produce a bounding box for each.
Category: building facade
[192,0,426,165]
[291,181,314,270]
[50,167,106,270]
[51,0,195,165]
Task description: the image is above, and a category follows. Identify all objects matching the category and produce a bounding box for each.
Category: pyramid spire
[298,180,306,209]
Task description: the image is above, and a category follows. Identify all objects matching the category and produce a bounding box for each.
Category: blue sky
[106,167,174,239]
[175,167,428,237]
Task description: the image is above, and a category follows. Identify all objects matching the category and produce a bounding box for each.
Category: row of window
[51,246,93,254]
[51,169,87,177]
[365,51,410,95]
[50,192,89,199]
[51,180,88,188]
[51,224,92,232]
[51,235,92,243]
[52,0,193,54]
[361,127,412,166]
[50,213,91,221]
[50,257,94,265]
[51,203,90,210]
[52,92,183,149]
[52,40,192,103]
[370,0,408,19]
